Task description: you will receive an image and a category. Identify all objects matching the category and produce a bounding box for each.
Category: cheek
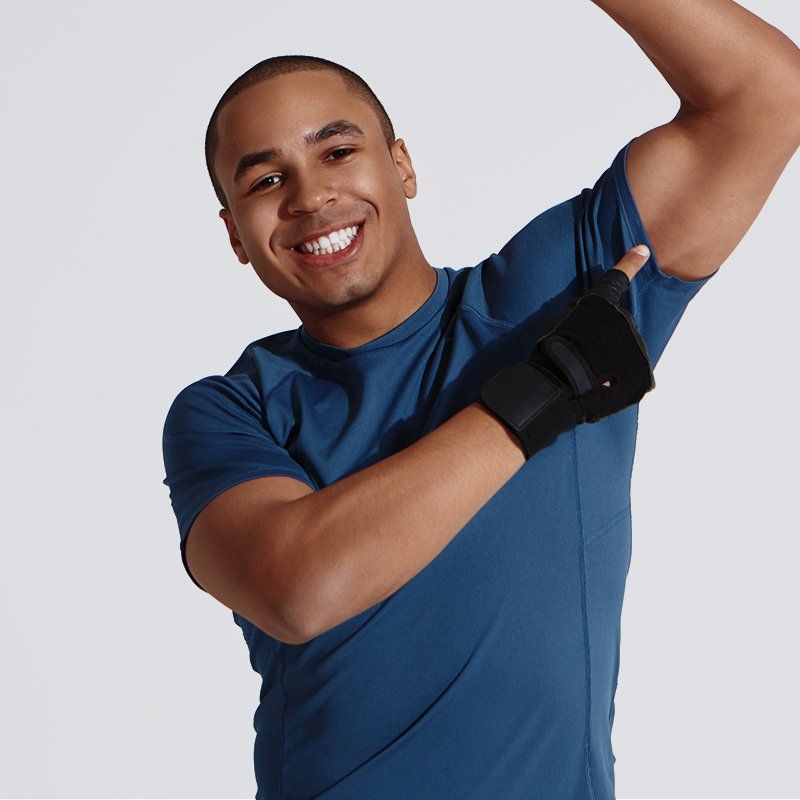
[346,168,381,201]
[354,166,405,217]
[236,205,278,250]
[350,157,398,198]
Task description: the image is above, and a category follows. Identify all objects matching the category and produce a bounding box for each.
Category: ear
[219,209,250,265]
[391,138,418,199]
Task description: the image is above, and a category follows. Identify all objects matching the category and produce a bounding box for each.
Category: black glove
[476,268,655,459]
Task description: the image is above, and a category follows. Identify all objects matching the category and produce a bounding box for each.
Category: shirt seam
[583,502,632,549]
[456,303,517,330]
[263,370,299,411]
[279,647,288,800]
[570,427,597,800]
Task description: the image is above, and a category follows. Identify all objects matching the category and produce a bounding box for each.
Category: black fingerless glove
[476,268,655,459]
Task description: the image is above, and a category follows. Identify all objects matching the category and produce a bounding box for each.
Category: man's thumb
[615,244,650,282]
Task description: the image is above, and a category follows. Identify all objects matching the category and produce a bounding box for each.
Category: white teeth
[297,224,359,254]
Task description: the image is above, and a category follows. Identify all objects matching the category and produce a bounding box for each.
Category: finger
[589,245,650,306]
[613,244,650,282]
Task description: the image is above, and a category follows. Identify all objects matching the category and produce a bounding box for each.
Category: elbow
[732,67,800,133]
[253,497,327,645]
[764,69,800,136]
[696,76,800,154]
[269,496,348,645]
[270,530,330,646]
[278,556,345,645]
[279,562,348,643]
[232,591,315,646]
[277,594,322,645]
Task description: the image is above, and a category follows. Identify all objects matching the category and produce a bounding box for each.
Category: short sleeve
[469,136,719,370]
[575,136,719,368]
[161,375,317,592]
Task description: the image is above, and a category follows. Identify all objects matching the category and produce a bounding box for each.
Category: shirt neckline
[298,267,446,360]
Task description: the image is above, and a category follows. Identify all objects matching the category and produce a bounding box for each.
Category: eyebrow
[233,119,366,186]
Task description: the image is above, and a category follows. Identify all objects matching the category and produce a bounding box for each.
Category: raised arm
[591,0,800,282]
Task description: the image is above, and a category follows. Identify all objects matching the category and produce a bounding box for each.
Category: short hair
[205,55,396,210]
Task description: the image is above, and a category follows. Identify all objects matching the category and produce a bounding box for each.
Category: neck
[296,256,437,350]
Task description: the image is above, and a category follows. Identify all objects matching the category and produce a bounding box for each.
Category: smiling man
[162,4,800,797]
[211,69,437,350]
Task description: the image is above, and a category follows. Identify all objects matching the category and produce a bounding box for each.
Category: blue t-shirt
[162,137,717,800]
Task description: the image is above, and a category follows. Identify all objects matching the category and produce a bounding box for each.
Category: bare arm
[590,0,800,282]
[187,399,526,645]
[276,401,526,642]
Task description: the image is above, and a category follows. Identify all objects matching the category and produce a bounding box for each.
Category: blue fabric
[162,137,718,800]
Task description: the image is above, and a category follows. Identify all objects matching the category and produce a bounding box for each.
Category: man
[162,3,800,797]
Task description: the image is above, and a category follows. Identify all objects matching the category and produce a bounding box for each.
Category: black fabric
[477,268,656,455]
[535,269,655,422]
[477,362,578,459]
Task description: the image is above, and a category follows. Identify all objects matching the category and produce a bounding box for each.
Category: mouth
[287,218,366,270]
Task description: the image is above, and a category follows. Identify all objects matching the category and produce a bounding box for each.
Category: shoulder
[164,330,312,433]
[162,374,259,441]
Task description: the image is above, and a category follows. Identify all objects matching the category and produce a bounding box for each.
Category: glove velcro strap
[477,362,579,460]
[538,335,595,396]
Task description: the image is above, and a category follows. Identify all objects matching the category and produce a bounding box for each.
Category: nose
[286,168,338,216]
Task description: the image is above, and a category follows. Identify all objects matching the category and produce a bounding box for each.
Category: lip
[287,219,366,270]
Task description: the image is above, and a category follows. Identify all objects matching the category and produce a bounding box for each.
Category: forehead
[215,71,379,182]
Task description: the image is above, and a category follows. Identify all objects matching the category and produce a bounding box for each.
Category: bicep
[186,474,315,644]
[626,97,800,283]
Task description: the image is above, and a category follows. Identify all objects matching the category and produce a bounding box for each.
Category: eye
[253,174,280,191]
[251,149,355,193]
[327,147,355,160]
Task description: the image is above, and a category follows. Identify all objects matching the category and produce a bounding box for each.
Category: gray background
[2,0,798,797]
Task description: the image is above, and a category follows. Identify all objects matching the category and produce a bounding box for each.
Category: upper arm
[625,90,800,282]
[186,474,314,645]
[161,374,319,644]
[466,93,800,366]
[469,136,721,370]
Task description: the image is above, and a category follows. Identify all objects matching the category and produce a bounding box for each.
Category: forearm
[590,0,800,112]
[279,402,526,641]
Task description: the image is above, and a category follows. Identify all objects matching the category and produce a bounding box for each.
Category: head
[206,55,432,336]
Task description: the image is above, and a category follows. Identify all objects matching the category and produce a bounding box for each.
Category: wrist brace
[476,269,655,459]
